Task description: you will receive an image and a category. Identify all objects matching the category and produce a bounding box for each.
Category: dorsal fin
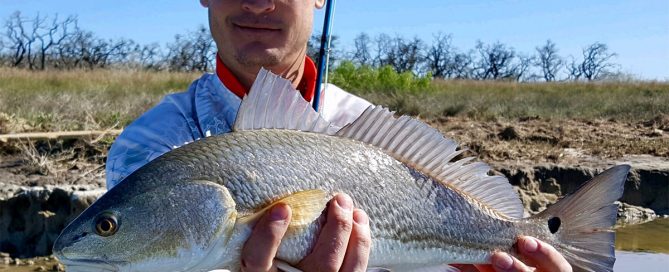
[338,107,524,218]
[233,68,338,134]
[235,69,524,219]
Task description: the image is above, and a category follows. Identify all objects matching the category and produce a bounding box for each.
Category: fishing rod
[312,0,337,112]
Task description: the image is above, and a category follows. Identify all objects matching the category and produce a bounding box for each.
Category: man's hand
[456,236,572,272]
[240,194,372,272]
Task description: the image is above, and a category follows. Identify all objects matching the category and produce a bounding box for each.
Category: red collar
[215,54,317,102]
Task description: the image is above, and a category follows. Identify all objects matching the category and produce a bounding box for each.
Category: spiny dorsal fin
[338,106,524,219]
[235,69,524,219]
[233,68,338,134]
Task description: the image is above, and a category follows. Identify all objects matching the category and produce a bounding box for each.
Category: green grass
[0,66,667,133]
[329,61,433,94]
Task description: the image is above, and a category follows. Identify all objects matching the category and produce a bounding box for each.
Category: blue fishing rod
[312,0,337,112]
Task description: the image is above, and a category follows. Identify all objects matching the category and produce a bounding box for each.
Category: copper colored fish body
[53,69,629,272]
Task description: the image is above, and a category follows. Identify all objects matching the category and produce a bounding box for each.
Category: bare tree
[165,34,195,71]
[373,34,423,73]
[579,42,617,81]
[566,56,582,80]
[373,33,392,68]
[54,27,88,69]
[136,43,162,70]
[22,14,42,69]
[535,39,562,81]
[474,41,518,80]
[351,32,372,66]
[393,36,423,73]
[190,25,215,71]
[4,12,31,67]
[165,25,215,72]
[566,42,617,81]
[83,37,134,69]
[515,54,535,82]
[447,51,474,79]
[2,12,157,70]
[3,12,79,69]
[35,15,76,70]
[425,32,453,78]
[3,11,623,81]
[0,34,5,54]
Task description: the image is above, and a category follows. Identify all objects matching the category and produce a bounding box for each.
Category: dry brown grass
[353,79,669,122]
[1,67,668,134]
[0,68,200,132]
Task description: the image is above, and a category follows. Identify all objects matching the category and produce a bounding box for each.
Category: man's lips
[233,23,281,33]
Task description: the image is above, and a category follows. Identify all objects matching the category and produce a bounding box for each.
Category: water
[2,219,668,271]
[616,218,669,254]
[613,218,669,271]
[615,251,669,271]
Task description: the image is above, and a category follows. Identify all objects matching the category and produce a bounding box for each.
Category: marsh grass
[0,68,200,132]
[1,67,667,133]
[351,78,669,122]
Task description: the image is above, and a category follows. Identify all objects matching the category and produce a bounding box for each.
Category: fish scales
[141,129,521,265]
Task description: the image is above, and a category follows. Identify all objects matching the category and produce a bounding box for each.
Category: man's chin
[235,47,282,68]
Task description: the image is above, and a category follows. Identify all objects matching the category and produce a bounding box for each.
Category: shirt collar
[215,53,317,102]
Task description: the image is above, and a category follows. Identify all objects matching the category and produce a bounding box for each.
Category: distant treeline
[1,11,621,82]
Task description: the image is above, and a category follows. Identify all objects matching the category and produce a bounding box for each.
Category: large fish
[53,69,629,272]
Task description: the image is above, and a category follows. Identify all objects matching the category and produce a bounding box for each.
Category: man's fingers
[298,193,355,272]
[491,252,535,272]
[340,209,372,272]
[517,236,572,272]
[241,203,291,272]
[452,264,492,272]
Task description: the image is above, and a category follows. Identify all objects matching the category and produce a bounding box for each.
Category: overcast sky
[2,0,668,80]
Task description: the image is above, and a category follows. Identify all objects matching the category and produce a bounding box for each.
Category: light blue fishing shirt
[105,73,371,189]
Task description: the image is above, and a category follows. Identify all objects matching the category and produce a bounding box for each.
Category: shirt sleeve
[320,83,372,128]
[105,91,203,189]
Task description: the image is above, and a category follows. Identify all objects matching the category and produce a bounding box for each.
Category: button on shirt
[105,59,372,189]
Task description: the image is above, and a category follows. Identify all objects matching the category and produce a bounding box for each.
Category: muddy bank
[0,254,63,271]
[494,155,669,216]
[0,186,104,258]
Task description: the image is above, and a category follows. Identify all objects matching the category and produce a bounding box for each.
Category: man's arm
[106,92,203,189]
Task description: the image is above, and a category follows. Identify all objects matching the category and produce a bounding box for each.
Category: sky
[2,0,668,80]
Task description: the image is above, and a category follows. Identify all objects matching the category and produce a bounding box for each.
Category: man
[105,0,573,271]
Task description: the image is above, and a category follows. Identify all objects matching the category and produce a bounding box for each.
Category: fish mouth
[59,258,122,272]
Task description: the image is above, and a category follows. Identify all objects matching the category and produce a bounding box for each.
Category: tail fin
[535,165,630,272]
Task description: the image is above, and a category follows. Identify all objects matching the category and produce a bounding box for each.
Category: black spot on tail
[548,217,561,234]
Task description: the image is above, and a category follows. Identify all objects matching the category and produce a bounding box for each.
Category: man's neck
[215,52,318,102]
[220,54,306,91]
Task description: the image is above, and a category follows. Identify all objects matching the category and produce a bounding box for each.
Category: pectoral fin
[238,189,329,229]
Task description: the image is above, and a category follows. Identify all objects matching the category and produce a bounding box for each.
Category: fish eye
[95,213,119,237]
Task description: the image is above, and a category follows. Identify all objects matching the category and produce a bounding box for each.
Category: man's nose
[242,0,275,14]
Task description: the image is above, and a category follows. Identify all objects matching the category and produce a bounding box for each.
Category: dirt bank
[493,157,668,216]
